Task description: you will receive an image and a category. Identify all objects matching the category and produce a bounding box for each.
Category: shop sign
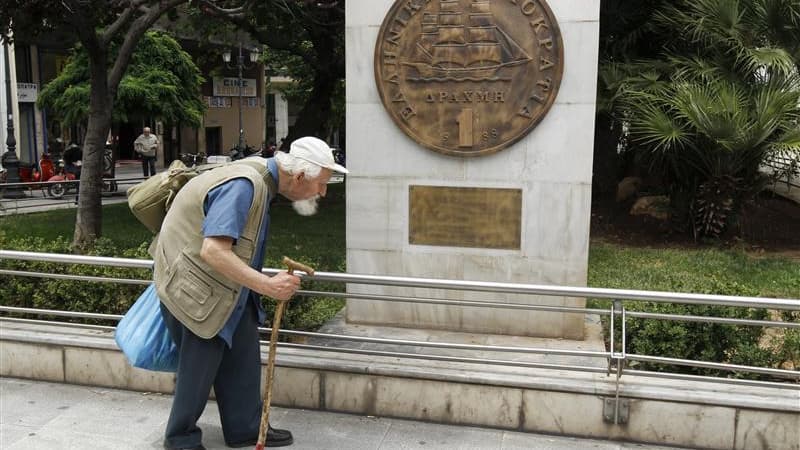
[213,77,257,97]
[18,83,38,102]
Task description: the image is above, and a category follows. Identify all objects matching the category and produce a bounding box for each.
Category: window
[206,96,231,108]
[243,97,259,109]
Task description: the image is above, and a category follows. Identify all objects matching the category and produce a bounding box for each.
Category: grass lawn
[0,183,347,272]
[1,182,797,298]
[588,242,800,299]
[0,203,152,250]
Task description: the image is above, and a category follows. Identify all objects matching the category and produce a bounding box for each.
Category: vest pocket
[236,235,255,260]
[164,252,235,322]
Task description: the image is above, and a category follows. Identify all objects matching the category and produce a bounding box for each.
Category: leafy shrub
[622,302,774,378]
[258,254,346,333]
[0,233,346,331]
[0,234,151,324]
[592,273,795,379]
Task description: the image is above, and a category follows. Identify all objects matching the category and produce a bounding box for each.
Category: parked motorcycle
[46,156,80,199]
[180,152,207,168]
[49,142,116,198]
[229,144,257,161]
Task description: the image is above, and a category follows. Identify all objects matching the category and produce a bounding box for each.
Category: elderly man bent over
[153,137,348,450]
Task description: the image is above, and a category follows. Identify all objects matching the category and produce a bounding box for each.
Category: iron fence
[0,177,144,214]
[764,154,800,190]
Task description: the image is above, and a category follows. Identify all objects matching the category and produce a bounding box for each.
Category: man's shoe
[227,425,294,448]
[266,426,293,447]
[164,444,205,450]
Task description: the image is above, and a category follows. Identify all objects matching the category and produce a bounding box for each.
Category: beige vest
[154,158,277,338]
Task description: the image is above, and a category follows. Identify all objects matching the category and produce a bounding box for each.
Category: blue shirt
[202,158,279,347]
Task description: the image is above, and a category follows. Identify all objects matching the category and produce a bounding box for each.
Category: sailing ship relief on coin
[374,0,563,157]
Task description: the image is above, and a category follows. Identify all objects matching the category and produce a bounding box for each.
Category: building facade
[1,35,295,172]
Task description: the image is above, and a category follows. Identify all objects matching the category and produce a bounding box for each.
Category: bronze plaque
[409,185,521,249]
[375,0,563,157]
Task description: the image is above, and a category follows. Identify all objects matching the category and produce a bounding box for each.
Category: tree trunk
[282,74,336,146]
[73,54,113,251]
[281,19,342,148]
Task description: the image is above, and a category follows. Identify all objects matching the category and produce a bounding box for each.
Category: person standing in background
[134,127,159,177]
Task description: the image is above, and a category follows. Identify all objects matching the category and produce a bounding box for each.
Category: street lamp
[222,42,261,152]
[2,38,24,198]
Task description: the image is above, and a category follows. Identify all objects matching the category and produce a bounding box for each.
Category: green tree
[1,0,190,250]
[606,0,800,238]
[38,31,205,129]
[197,0,344,148]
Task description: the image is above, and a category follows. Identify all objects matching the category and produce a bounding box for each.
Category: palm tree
[615,0,800,238]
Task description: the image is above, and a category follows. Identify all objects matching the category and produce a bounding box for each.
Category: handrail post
[609,300,628,424]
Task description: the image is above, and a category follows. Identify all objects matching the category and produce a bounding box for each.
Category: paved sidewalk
[0,162,143,215]
[1,378,685,450]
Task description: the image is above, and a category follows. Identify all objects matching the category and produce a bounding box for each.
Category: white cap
[289,137,349,174]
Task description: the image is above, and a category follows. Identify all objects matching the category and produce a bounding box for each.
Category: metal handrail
[1,272,795,329]
[0,179,81,189]
[0,306,123,321]
[273,328,609,358]
[296,289,612,316]
[3,250,798,310]
[1,316,117,332]
[0,250,151,268]
[3,303,797,382]
[0,269,150,285]
[279,341,610,375]
[1,250,798,386]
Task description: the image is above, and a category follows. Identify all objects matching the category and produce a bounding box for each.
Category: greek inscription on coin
[375,0,563,157]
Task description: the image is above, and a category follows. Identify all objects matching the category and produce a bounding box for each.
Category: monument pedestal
[345,0,601,339]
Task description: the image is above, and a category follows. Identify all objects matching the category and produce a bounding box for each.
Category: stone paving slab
[1,377,689,450]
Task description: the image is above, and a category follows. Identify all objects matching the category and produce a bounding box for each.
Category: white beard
[292,196,320,216]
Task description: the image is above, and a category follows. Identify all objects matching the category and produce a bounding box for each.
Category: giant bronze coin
[375,0,563,157]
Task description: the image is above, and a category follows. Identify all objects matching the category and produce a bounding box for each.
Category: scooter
[46,157,79,199]
[17,153,56,185]
[13,153,61,198]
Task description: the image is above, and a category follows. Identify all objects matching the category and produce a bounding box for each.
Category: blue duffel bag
[115,283,178,372]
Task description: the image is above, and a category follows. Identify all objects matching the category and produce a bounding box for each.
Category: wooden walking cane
[255,256,315,450]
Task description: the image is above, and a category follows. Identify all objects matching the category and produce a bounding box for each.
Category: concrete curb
[1,319,797,450]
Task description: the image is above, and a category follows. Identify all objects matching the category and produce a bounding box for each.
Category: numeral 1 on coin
[456,108,474,147]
